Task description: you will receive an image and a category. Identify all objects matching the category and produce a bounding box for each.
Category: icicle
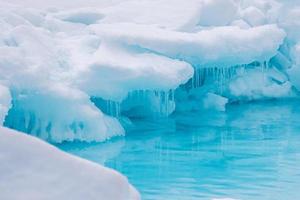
[91,97,121,118]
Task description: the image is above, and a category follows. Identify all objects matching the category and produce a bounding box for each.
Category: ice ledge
[0,126,140,200]
[91,23,286,67]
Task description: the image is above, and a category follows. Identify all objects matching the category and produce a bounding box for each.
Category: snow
[0,126,140,200]
[92,23,285,67]
[0,84,11,124]
[98,0,204,31]
[79,43,193,101]
[197,0,238,26]
[229,68,293,101]
[241,6,266,27]
[0,0,300,142]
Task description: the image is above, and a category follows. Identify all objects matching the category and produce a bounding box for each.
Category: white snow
[241,6,266,27]
[2,0,300,199]
[0,0,300,142]
[79,43,193,101]
[0,126,140,200]
[92,23,285,67]
[197,0,238,27]
[0,84,11,124]
[229,68,292,100]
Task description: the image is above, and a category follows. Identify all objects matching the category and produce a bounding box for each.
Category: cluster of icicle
[92,89,176,118]
[94,61,272,119]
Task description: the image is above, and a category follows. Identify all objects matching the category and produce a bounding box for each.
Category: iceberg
[0,0,299,143]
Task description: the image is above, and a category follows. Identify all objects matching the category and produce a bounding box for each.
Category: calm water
[57,100,300,200]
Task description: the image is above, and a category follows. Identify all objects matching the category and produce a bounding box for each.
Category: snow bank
[0,126,140,200]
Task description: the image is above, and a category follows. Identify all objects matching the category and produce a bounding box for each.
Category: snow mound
[0,126,140,200]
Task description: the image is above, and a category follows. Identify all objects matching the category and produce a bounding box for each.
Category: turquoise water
[57,100,300,200]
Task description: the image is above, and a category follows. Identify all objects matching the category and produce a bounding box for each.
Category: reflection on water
[57,100,300,200]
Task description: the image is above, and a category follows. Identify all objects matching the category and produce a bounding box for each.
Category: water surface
[57,100,300,200]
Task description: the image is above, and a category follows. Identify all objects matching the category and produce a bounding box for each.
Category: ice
[278,6,300,42]
[189,67,237,90]
[270,51,292,70]
[0,126,140,200]
[0,84,11,124]
[52,9,104,25]
[91,89,176,118]
[91,97,122,118]
[241,6,266,27]
[0,6,192,142]
[121,90,176,117]
[230,19,251,29]
[0,0,300,142]
[4,86,124,143]
[287,43,300,91]
[92,23,285,67]
[79,43,193,101]
[228,68,293,101]
[99,0,204,31]
[203,93,228,112]
[197,0,238,26]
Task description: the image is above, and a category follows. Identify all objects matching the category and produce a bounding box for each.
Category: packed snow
[0,126,140,200]
[0,0,300,142]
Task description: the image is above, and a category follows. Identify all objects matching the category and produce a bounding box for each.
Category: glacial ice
[4,86,124,143]
[0,0,300,142]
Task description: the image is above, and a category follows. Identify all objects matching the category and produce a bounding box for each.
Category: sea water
[57,100,300,200]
